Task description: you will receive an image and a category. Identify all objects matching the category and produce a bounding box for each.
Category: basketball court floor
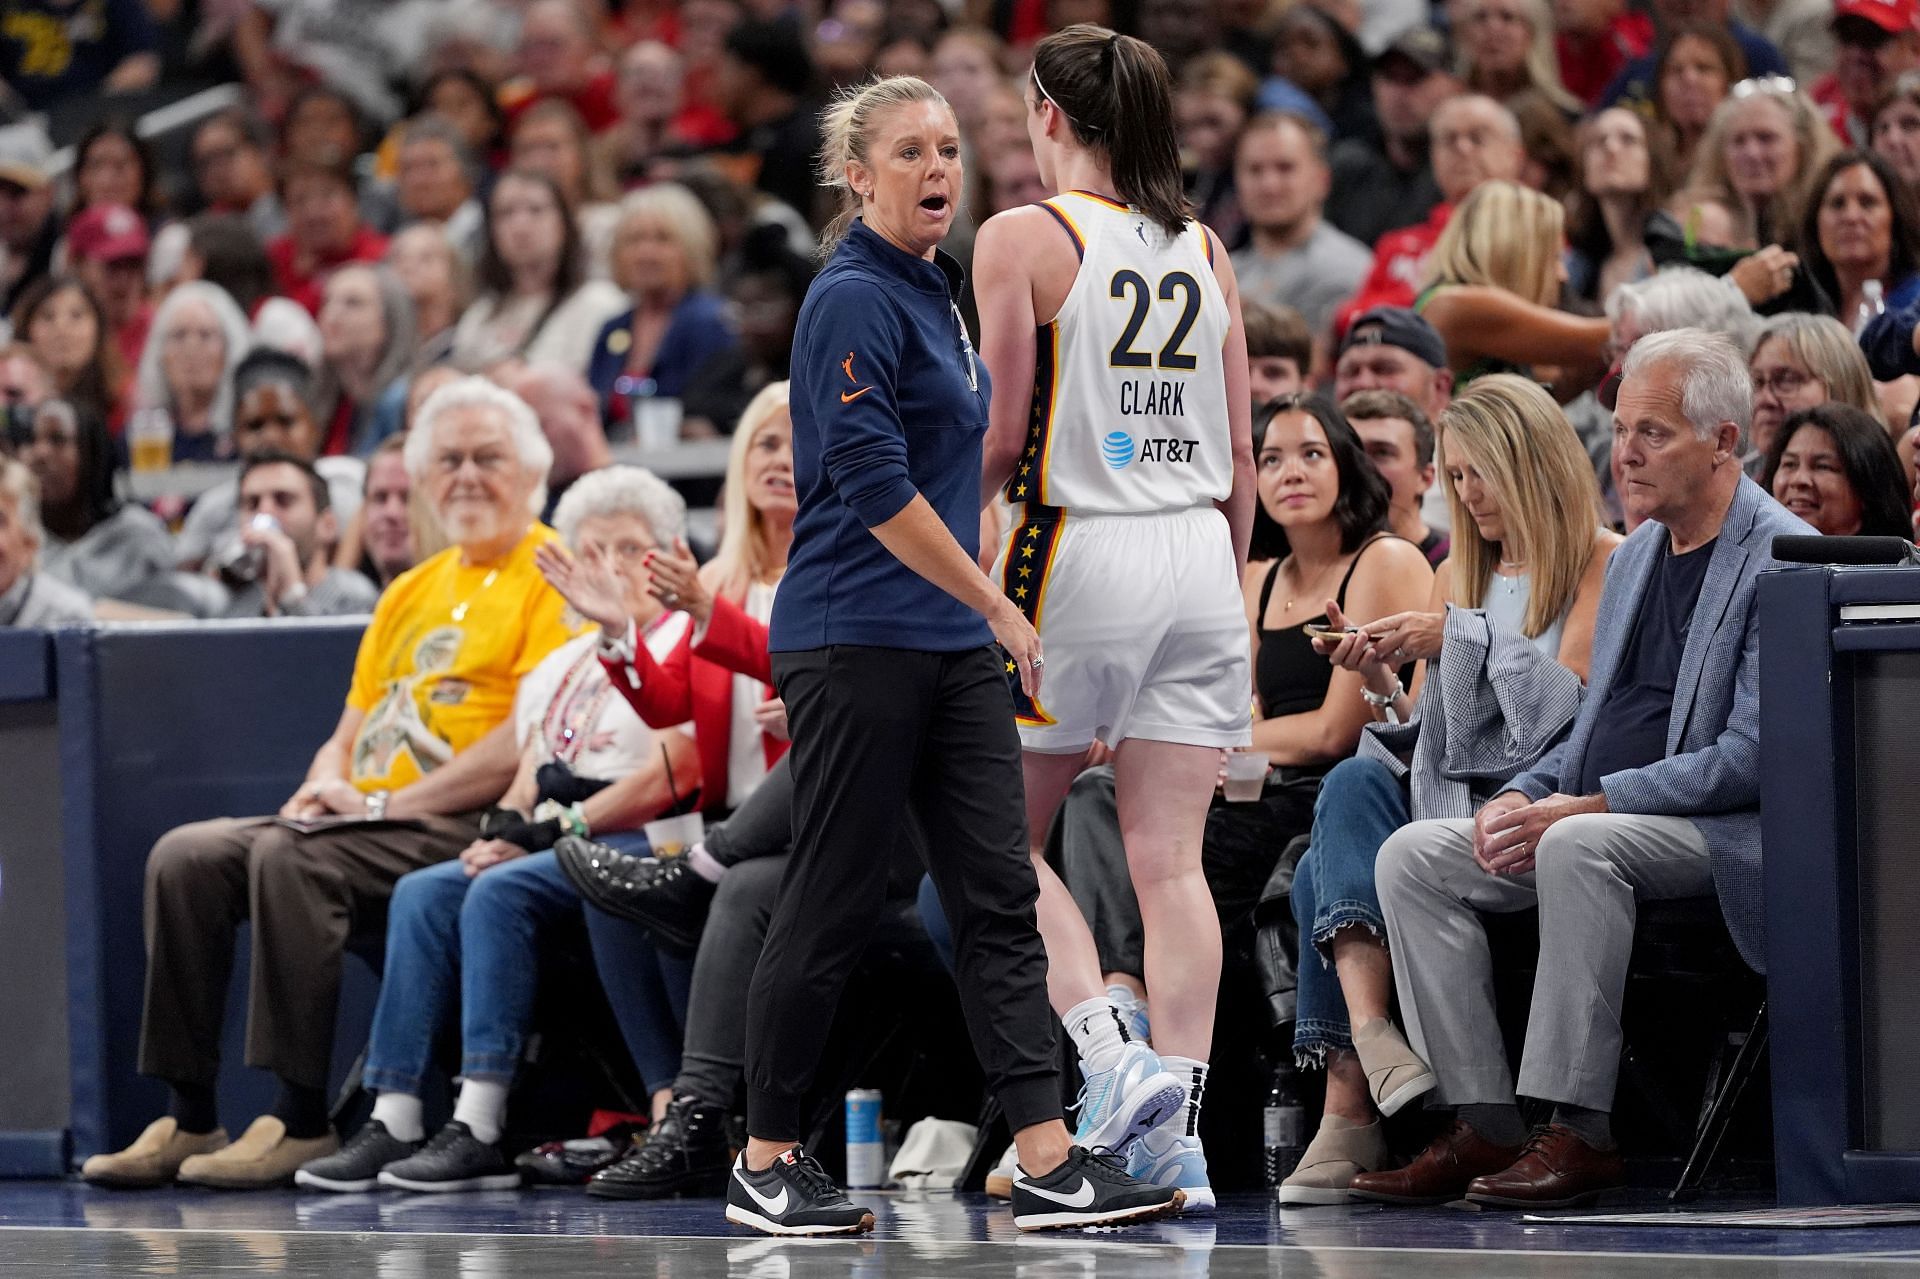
[6,1182,1920,1277]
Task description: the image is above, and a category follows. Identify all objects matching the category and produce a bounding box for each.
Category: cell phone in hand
[1303,624,1362,640]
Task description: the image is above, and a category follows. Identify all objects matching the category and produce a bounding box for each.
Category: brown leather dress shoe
[1465,1124,1626,1209]
[1348,1119,1524,1205]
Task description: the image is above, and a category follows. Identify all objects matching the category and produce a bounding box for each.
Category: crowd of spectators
[0,0,1916,1212]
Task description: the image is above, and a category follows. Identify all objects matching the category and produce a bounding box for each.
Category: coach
[727,75,1176,1236]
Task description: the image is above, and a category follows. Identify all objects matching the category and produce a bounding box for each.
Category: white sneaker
[1127,1123,1215,1215]
[1071,1042,1188,1156]
[985,1141,1018,1201]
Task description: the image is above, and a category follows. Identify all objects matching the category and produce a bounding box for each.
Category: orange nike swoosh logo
[840,387,874,403]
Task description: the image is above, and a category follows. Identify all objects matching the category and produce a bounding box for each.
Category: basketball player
[973,25,1255,1213]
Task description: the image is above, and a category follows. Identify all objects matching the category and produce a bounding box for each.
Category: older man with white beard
[83,378,582,1191]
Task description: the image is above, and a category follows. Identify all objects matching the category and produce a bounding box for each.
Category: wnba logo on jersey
[1101,430,1135,469]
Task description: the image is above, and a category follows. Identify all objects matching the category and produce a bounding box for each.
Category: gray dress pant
[1376,811,1713,1112]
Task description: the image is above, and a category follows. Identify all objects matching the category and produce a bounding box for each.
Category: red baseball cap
[67,203,149,264]
[1834,0,1920,35]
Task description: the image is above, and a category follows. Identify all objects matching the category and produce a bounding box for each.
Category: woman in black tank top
[1199,396,1434,958]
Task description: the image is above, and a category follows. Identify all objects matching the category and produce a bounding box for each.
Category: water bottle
[1262,1060,1306,1188]
[1854,278,1887,338]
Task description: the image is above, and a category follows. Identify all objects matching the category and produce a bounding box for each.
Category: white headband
[1032,66,1101,132]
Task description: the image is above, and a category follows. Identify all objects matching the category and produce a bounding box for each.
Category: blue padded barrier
[51,620,368,1162]
[1762,566,1920,1205]
[0,631,65,1174]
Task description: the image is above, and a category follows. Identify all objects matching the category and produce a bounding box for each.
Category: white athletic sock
[1064,996,1133,1074]
[452,1079,509,1146]
[1160,1055,1209,1139]
[370,1092,424,1143]
[1106,983,1149,1039]
[686,841,727,884]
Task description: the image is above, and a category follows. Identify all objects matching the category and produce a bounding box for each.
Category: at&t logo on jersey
[1101,430,1196,468]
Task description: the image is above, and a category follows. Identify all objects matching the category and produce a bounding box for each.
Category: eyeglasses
[1731,75,1797,99]
[1752,367,1817,396]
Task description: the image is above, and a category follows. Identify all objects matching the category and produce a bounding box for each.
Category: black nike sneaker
[724,1146,875,1236]
[555,836,716,953]
[587,1095,731,1200]
[1010,1145,1185,1231]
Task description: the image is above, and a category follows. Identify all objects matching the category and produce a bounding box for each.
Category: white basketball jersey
[1005,191,1234,514]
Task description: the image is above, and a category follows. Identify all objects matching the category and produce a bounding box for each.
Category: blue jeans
[363,832,691,1096]
[1291,757,1411,1065]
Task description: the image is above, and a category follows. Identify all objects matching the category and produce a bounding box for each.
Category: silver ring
[662,591,680,607]
[1030,655,1045,669]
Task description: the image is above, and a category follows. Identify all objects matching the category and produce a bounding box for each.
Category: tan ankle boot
[81,1118,229,1188]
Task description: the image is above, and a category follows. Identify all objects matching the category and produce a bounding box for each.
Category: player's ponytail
[1030,25,1190,240]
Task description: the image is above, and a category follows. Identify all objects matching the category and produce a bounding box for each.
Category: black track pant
[745,644,1062,1141]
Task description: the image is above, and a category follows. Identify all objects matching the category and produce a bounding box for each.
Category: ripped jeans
[1290,757,1412,1067]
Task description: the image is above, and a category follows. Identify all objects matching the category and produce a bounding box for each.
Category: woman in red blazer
[541,381,795,816]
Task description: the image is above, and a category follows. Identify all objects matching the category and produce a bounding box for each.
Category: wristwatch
[365,789,390,821]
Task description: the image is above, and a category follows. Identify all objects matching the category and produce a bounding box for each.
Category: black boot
[555,837,717,953]
[587,1095,732,1200]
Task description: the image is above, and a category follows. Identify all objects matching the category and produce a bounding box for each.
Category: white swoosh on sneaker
[1020,1177,1096,1208]
[736,1171,790,1216]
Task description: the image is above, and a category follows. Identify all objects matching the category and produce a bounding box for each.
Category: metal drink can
[844,1088,885,1189]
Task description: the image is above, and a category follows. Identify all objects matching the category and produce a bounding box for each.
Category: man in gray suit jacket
[1349,329,1814,1211]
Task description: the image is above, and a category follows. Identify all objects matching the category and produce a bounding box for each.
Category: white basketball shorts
[993,504,1252,753]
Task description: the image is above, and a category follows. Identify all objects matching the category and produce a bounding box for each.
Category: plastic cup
[643,811,705,860]
[1223,750,1269,802]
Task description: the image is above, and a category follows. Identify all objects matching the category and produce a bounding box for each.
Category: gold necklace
[451,568,501,623]
[1283,555,1344,613]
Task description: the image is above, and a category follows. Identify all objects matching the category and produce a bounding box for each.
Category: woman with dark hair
[1267,4,1375,142]
[1761,402,1914,538]
[449,169,625,372]
[21,397,171,602]
[13,277,124,425]
[282,86,370,166]
[420,69,509,168]
[1799,150,1920,324]
[974,21,1261,1215]
[509,98,622,276]
[73,120,161,222]
[1651,26,1745,173]
[1565,107,1679,304]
